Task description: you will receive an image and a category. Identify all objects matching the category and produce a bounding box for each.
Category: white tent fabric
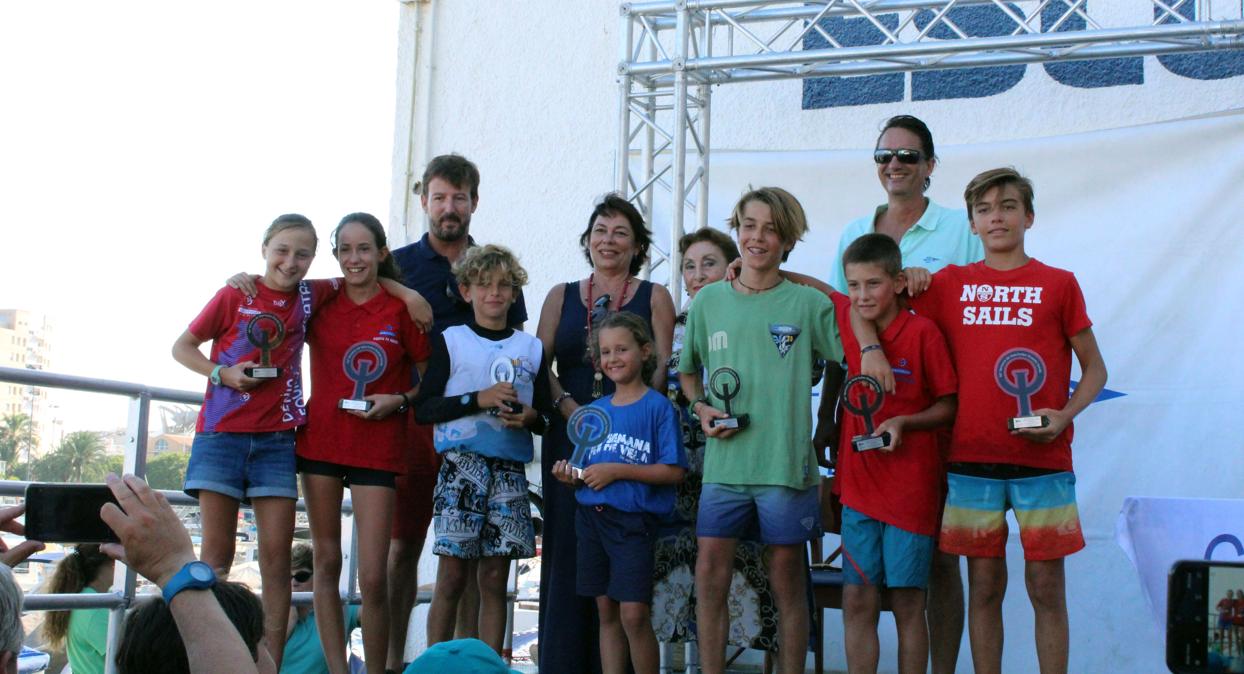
[645,109,1244,673]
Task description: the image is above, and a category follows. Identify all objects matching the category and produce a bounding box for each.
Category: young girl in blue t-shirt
[553,310,686,674]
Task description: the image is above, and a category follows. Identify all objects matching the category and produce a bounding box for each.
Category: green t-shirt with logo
[678,279,843,489]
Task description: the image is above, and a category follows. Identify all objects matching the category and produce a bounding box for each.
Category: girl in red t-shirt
[297,213,429,673]
[173,213,334,669]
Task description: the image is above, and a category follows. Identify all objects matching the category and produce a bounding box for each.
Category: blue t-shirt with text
[575,389,687,516]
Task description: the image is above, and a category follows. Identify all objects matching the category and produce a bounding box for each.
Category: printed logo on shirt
[769,324,801,358]
[375,325,401,345]
[960,283,1044,327]
[922,256,942,265]
[380,324,398,338]
[709,331,728,352]
[272,298,287,308]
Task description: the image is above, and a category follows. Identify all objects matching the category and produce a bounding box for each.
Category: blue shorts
[696,483,820,545]
[185,430,298,502]
[432,451,535,559]
[576,504,657,604]
[841,506,934,589]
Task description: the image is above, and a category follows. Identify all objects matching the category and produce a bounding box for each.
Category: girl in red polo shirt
[298,212,429,674]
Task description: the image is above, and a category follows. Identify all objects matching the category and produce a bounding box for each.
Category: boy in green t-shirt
[678,187,843,674]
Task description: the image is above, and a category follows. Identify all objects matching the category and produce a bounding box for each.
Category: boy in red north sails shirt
[821,233,957,674]
[885,168,1108,674]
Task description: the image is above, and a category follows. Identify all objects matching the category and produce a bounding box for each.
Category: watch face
[460,394,471,405]
[188,562,215,582]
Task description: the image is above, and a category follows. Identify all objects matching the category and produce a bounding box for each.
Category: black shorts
[296,457,397,488]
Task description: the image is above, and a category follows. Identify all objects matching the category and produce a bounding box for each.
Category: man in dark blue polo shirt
[385,154,527,673]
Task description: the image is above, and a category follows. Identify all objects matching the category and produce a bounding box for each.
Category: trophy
[338,342,387,412]
[842,375,891,452]
[567,405,611,479]
[707,367,749,430]
[489,355,522,414]
[995,348,1050,430]
[243,313,285,379]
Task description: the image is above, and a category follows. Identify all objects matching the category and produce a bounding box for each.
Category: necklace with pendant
[586,273,631,398]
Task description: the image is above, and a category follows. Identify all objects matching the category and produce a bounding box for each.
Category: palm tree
[0,413,38,466]
[56,431,105,483]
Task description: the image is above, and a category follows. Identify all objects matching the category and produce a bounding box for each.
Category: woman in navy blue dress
[535,194,675,673]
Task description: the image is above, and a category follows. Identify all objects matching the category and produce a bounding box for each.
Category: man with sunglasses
[282,542,362,674]
[829,115,983,298]
[388,154,528,673]
[825,117,983,674]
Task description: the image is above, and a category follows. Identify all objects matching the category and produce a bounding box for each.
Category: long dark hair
[41,545,112,650]
[332,212,402,281]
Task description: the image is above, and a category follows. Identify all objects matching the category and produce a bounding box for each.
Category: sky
[0,2,401,436]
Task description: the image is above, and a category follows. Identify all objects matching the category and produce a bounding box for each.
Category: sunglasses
[445,279,470,309]
[873,149,924,165]
[590,294,612,325]
[292,570,313,583]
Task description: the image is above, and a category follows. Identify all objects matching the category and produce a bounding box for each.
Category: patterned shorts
[432,450,535,559]
[939,469,1085,561]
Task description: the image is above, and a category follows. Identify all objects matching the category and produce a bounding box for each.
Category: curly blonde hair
[453,244,529,288]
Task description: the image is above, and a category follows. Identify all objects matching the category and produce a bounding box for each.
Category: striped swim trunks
[939,466,1085,561]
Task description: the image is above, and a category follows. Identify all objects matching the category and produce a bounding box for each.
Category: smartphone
[1167,559,1244,673]
[23,483,120,543]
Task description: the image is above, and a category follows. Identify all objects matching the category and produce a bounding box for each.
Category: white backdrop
[644,109,1244,673]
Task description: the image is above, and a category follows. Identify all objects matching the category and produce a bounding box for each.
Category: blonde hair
[453,244,529,288]
[727,187,809,261]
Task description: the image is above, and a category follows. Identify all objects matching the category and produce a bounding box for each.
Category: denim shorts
[696,482,820,544]
[185,430,298,502]
[841,506,934,589]
[576,504,657,604]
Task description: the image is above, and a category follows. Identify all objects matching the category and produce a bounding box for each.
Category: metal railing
[0,366,520,672]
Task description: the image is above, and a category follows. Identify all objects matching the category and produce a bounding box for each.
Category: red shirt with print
[832,292,957,536]
[297,287,430,473]
[189,279,339,433]
[908,260,1092,471]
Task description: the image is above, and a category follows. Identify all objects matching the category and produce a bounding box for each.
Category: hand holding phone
[0,503,45,565]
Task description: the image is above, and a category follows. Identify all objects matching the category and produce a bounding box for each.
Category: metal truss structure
[613,0,1244,304]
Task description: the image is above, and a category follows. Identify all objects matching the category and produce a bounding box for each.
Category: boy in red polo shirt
[862,168,1108,674]
[820,233,957,674]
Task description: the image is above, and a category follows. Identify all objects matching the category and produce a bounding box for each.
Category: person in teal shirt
[40,545,114,674]
[829,115,984,295]
[282,543,361,674]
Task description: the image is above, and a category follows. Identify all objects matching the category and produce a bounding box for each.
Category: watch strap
[162,561,216,604]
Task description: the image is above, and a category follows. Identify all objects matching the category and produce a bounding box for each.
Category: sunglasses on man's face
[292,570,313,583]
[590,294,612,325]
[873,149,924,165]
[445,279,470,309]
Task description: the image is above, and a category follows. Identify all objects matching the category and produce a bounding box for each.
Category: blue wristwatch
[162,561,216,604]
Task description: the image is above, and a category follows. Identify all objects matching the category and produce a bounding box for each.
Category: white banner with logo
[646,109,1244,673]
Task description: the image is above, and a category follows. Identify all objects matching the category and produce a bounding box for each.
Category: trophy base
[1008,415,1049,431]
[338,399,374,412]
[571,466,584,480]
[711,414,750,430]
[244,366,281,379]
[852,432,891,452]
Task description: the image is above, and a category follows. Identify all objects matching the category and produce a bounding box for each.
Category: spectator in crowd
[41,545,115,674]
[281,542,360,674]
[0,564,23,674]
